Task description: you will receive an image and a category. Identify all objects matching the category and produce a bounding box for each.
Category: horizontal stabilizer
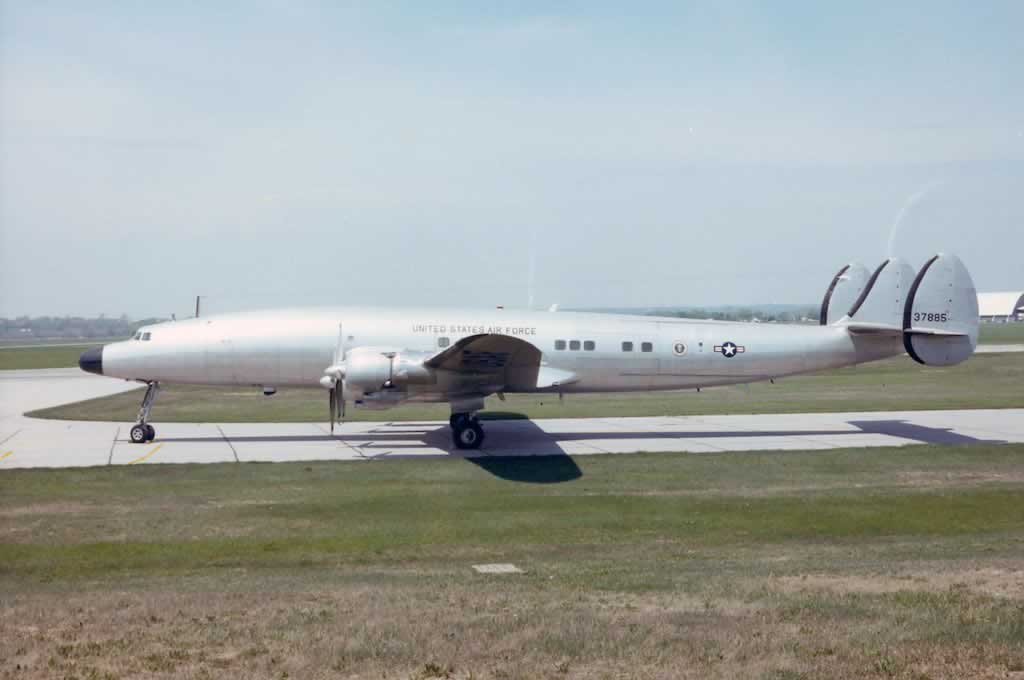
[905,327,968,337]
[843,322,903,335]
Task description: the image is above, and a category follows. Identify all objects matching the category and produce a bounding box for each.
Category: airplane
[78,253,978,450]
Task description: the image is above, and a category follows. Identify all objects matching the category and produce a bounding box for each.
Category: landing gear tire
[130,382,160,445]
[452,418,485,450]
[130,424,148,444]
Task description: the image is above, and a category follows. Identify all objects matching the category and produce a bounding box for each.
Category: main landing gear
[450,413,485,450]
[129,381,160,444]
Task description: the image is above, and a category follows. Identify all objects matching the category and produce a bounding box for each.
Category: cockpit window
[133,332,142,340]
[142,332,151,341]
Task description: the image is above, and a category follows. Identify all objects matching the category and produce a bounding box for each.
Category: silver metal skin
[84,253,978,448]
[101,306,901,395]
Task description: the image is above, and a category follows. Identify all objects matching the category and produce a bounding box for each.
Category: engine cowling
[343,347,434,395]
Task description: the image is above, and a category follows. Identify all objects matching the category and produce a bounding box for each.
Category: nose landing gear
[450,413,485,450]
[129,382,160,444]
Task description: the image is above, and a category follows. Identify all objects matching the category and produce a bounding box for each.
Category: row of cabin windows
[434,336,655,353]
[554,340,595,351]
[552,340,654,352]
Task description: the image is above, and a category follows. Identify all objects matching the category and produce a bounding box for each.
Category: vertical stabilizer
[902,254,978,365]
[820,263,870,326]
[842,258,916,330]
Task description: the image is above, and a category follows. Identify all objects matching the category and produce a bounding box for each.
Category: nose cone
[79,346,104,375]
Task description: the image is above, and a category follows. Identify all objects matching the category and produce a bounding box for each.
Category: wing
[424,333,546,391]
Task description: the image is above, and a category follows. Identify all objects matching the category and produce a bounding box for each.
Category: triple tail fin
[822,254,978,366]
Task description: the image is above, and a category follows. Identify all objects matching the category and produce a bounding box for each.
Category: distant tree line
[0,315,168,340]
[660,307,820,323]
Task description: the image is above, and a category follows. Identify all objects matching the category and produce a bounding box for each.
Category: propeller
[321,323,347,434]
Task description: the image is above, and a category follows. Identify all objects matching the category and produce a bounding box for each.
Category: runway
[1,368,1023,469]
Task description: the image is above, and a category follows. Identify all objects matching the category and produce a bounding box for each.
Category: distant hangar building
[978,291,1024,322]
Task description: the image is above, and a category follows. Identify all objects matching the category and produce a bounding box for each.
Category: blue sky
[2,1,1022,317]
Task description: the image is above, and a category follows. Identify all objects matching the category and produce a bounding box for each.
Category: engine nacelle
[353,392,406,410]
[343,347,435,395]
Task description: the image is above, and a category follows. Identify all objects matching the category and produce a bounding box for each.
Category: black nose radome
[79,346,103,375]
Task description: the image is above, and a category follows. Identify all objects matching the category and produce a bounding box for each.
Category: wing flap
[536,366,578,389]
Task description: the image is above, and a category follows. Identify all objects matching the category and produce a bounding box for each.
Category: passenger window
[555,340,566,350]
[583,341,595,351]
[621,341,633,352]
[641,342,653,352]
[142,332,152,341]
[569,340,581,351]
[438,337,450,348]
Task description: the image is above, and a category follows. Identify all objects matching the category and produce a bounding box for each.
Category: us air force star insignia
[714,341,745,357]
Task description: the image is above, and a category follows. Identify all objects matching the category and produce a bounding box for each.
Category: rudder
[843,257,916,330]
[902,254,978,365]
[820,263,870,326]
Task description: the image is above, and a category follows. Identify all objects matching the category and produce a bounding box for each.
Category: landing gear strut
[129,381,160,444]
[450,413,484,450]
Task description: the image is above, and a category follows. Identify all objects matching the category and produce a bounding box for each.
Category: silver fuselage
[101,307,902,401]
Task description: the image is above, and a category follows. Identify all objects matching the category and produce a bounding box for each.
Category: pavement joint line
[361,449,395,460]
[779,433,843,449]
[564,439,607,454]
[217,425,240,462]
[107,427,119,465]
[313,423,367,458]
[127,443,163,465]
[0,428,22,447]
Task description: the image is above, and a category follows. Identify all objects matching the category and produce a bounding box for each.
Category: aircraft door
[653,324,715,387]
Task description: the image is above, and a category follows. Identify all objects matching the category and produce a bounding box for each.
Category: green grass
[0,342,102,370]
[28,351,1024,422]
[2,444,1024,678]
[0,444,1019,568]
[979,322,1024,344]
[2,444,1023,581]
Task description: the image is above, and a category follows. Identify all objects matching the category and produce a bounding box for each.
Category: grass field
[978,322,1024,344]
[28,351,1024,423]
[0,343,102,371]
[2,444,1023,678]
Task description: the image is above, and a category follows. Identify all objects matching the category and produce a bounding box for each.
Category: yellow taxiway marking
[0,450,12,460]
[128,443,163,465]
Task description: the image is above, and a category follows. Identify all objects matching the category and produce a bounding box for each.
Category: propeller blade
[329,388,336,434]
[334,322,346,423]
[333,322,345,366]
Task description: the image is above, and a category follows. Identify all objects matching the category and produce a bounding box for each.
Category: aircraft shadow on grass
[155,416,1006,484]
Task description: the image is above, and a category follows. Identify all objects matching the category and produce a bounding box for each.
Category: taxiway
[1,368,1022,469]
